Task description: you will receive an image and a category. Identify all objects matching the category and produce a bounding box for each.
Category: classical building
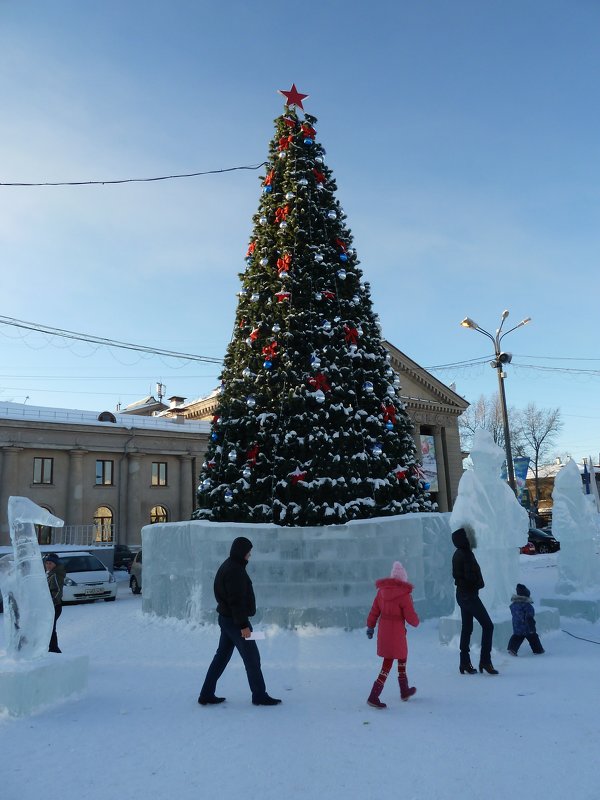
[165,340,469,512]
[0,402,209,547]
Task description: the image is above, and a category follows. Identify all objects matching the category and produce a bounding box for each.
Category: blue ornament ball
[385,421,394,430]
[264,360,272,369]
[211,432,218,441]
[263,185,272,193]
[424,482,431,490]
[304,138,313,145]
[339,253,348,262]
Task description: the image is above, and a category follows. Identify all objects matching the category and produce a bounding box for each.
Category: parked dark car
[113,544,134,570]
[528,527,560,554]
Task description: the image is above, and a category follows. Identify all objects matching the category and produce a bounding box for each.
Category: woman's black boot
[479,662,499,675]
[459,661,477,675]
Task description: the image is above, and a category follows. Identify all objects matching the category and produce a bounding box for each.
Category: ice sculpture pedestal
[141,513,455,629]
[0,654,89,717]
[540,594,600,622]
[439,607,560,649]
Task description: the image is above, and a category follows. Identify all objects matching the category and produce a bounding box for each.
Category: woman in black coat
[451,528,497,675]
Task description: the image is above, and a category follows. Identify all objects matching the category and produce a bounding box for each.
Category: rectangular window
[151,462,168,486]
[95,460,114,486]
[33,457,53,485]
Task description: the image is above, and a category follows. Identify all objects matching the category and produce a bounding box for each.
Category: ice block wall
[141,512,454,628]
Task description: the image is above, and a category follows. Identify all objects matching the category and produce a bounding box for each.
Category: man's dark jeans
[456,590,494,664]
[200,614,267,701]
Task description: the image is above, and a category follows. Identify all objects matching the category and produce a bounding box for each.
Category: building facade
[0,403,209,547]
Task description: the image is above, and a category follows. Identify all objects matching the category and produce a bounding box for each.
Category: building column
[433,426,450,512]
[126,452,142,546]
[0,447,23,545]
[179,454,193,521]
[66,449,88,526]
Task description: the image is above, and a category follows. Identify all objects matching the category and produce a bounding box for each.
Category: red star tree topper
[278,83,309,110]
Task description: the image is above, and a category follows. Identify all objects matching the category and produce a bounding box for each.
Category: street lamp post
[460,310,531,494]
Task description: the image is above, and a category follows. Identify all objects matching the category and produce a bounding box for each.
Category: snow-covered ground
[2,554,599,800]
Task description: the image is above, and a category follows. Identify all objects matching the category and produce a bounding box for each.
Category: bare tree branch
[459,393,522,455]
[514,403,563,501]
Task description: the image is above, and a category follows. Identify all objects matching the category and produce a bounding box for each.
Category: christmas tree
[194,85,435,526]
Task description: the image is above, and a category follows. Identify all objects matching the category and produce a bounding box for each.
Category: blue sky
[0,0,599,461]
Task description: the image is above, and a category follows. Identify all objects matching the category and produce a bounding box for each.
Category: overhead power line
[0,315,224,365]
[0,161,268,187]
[427,359,600,376]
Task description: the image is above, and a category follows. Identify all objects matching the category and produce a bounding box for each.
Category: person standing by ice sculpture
[44,553,65,653]
[198,536,281,707]
[452,528,497,675]
[365,561,420,708]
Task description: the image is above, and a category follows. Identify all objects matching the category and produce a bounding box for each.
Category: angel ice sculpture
[0,497,64,659]
[450,429,529,612]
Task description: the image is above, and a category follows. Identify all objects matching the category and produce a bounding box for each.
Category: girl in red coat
[366,561,420,708]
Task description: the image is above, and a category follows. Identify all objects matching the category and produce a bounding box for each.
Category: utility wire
[0,161,268,187]
[515,353,600,362]
[427,360,600,376]
[426,356,490,369]
[0,315,224,365]
[516,363,600,376]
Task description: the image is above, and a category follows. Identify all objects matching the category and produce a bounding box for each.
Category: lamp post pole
[460,310,531,495]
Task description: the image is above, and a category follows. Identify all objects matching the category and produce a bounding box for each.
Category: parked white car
[60,552,117,603]
[129,549,142,594]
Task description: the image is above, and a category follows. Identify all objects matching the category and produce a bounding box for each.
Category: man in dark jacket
[44,553,65,653]
[451,528,496,674]
[198,536,281,707]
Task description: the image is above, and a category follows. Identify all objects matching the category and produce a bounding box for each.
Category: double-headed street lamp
[460,310,531,493]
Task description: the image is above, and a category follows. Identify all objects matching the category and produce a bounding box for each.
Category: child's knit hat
[516,583,531,597]
[391,561,408,582]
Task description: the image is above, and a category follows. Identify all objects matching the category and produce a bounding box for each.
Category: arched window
[94,506,114,542]
[150,505,168,524]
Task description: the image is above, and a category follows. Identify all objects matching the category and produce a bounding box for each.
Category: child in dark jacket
[365,561,420,709]
[507,583,545,656]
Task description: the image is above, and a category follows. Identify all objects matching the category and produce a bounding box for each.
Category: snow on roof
[124,395,156,408]
[527,460,599,479]
[0,401,210,433]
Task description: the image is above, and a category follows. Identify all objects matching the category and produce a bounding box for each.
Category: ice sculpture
[0,497,64,660]
[553,459,598,595]
[140,513,456,628]
[449,429,529,612]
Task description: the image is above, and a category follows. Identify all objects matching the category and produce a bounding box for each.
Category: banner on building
[501,456,530,503]
[514,457,530,503]
[419,435,439,492]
